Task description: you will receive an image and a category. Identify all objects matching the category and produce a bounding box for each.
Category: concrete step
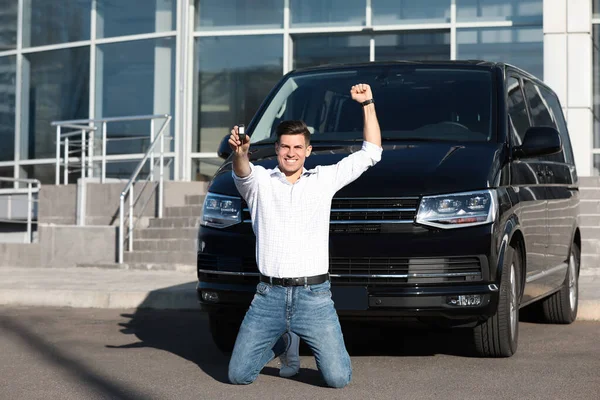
[137,227,197,239]
[148,217,201,228]
[133,238,197,252]
[581,254,599,271]
[581,238,600,255]
[580,187,600,200]
[124,250,197,265]
[579,176,600,187]
[165,205,203,218]
[581,226,600,240]
[77,262,196,273]
[579,199,600,215]
[579,214,600,227]
[185,194,206,205]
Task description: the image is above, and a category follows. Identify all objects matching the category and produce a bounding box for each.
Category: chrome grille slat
[197,255,484,284]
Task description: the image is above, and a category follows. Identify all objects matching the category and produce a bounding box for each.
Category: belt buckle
[283,278,293,286]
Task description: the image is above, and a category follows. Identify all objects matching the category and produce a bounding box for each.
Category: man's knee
[323,369,352,388]
[228,364,257,385]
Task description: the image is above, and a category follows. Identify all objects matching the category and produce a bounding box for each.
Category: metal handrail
[53,114,172,185]
[118,115,172,263]
[0,177,41,243]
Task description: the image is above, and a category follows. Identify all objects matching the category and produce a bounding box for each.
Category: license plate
[331,286,368,311]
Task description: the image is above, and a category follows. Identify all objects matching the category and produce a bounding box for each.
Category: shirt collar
[270,166,316,177]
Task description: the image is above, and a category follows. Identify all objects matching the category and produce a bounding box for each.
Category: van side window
[506,77,530,145]
[537,85,576,165]
[523,80,568,163]
[523,80,554,127]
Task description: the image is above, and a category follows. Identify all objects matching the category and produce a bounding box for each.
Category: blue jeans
[228,280,352,388]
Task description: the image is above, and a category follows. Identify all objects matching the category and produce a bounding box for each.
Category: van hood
[208,141,505,198]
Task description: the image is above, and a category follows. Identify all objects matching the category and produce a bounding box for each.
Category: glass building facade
[1,0,598,182]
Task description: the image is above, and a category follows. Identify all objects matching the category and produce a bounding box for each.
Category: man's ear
[275,142,279,152]
[306,145,312,157]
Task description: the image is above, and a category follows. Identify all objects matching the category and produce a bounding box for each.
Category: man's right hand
[229,125,251,155]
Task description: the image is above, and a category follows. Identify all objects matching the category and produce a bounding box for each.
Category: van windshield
[251,66,494,144]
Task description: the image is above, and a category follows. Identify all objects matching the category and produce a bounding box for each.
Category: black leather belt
[260,273,329,287]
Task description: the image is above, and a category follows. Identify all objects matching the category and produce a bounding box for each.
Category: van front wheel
[473,245,520,357]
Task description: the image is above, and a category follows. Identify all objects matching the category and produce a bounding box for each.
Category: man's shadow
[107,306,477,387]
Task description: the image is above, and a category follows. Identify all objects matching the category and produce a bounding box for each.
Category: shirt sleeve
[232,163,261,204]
[324,141,383,193]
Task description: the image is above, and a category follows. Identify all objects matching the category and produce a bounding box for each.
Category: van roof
[289,60,542,82]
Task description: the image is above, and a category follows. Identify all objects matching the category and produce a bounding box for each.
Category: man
[227,83,382,388]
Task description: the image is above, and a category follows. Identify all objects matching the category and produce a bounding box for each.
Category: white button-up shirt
[233,141,383,278]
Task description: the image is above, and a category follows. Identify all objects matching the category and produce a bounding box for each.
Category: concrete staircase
[580,177,600,274]
[78,194,205,272]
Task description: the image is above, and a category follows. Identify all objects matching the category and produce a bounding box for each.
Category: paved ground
[1,306,598,400]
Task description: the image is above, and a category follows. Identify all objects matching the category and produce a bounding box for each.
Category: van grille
[242,197,419,232]
[197,254,485,285]
[329,256,485,284]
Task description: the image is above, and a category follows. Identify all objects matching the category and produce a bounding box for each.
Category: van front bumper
[197,223,501,325]
[196,279,500,325]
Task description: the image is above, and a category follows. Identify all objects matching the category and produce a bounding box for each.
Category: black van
[196,61,581,358]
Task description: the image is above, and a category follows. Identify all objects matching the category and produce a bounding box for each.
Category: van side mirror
[513,126,562,159]
[217,134,232,159]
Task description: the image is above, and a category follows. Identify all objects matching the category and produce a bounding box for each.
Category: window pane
[97,0,176,38]
[23,0,91,47]
[594,0,600,18]
[375,31,450,61]
[196,0,283,30]
[193,35,283,153]
[294,35,370,70]
[0,1,18,51]
[457,0,542,23]
[594,154,600,176]
[537,84,574,164]
[19,164,64,185]
[524,80,565,162]
[0,166,13,188]
[523,80,553,127]
[506,77,529,144]
[97,38,176,155]
[193,158,222,182]
[457,27,543,79]
[0,56,16,161]
[373,0,450,25]
[291,0,365,27]
[23,47,90,160]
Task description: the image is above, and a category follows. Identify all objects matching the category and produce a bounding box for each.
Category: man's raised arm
[351,83,382,147]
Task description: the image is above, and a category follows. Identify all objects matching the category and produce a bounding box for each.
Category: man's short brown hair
[275,120,311,145]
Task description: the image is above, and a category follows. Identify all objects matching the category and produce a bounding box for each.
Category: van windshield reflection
[251,66,494,144]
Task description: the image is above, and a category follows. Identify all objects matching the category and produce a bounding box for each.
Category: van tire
[208,313,241,353]
[473,245,520,357]
[538,243,579,324]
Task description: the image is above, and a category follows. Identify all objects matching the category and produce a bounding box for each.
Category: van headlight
[415,189,497,229]
[201,192,242,228]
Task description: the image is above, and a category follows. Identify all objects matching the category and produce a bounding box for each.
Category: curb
[577,300,600,321]
[0,288,200,310]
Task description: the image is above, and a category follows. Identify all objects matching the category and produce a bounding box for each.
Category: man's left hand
[351,83,373,104]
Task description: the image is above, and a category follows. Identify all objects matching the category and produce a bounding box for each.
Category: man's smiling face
[275,134,312,176]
